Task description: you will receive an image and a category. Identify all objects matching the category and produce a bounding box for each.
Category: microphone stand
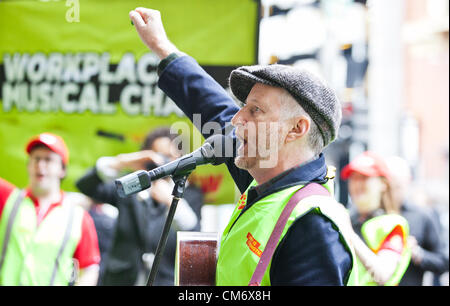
[146,173,190,286]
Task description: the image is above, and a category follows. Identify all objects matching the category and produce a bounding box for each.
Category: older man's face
[231,83,288,170]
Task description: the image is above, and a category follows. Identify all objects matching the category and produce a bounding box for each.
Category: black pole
[146,174,189,286]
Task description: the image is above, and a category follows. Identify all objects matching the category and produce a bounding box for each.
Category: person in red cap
[0,133,101,286]
[341,151,412,286]
[341,151,394,216]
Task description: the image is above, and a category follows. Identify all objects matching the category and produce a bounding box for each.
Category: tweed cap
[229,64,342,147]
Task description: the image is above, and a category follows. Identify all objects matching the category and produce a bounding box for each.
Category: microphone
[115,134,233,198]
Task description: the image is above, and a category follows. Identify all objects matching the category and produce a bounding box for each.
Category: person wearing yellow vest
[341,151,412,286]
[0,133,101,285]
[129,8,358,285]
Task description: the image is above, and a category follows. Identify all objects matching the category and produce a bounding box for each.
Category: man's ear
[285,116,310,143]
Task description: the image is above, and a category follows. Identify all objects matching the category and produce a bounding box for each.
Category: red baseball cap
[25,133,69,165]
[341,151,390,180]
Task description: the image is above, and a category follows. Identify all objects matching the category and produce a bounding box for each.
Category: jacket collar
[246,153,328,206]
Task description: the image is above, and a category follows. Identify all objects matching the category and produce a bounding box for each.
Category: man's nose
[231,108,246,127]
[36,159,48,170]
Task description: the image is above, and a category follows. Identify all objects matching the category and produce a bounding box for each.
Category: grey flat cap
[229,64,342,147]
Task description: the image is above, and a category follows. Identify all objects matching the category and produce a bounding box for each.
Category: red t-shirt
[0,177,100,269]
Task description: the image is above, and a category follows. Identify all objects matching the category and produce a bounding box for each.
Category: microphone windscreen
[204,134,236,165]
[115,170,151,198]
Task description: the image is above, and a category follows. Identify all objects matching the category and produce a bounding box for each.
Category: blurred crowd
[0,128,204,286]
[341,151,448,286]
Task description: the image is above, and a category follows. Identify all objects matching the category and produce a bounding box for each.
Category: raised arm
[129,8,253,192]
[129,8,238,135]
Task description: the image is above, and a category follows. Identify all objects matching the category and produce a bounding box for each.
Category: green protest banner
[0,0,259,204]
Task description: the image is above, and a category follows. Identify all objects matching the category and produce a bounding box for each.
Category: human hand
[407,235,423,265]
[151,179,173,207]
[129,7,179,59]
[113,150,165,172]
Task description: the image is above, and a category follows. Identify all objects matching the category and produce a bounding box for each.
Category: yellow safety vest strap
[0,189,25,273]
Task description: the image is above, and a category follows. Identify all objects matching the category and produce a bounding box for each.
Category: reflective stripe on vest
[357,214,411,286]
[0,189,25,272]
[216,179,358,286]
[0,188,84,285]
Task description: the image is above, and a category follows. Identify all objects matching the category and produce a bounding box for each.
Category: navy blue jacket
[158,55,352,285]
